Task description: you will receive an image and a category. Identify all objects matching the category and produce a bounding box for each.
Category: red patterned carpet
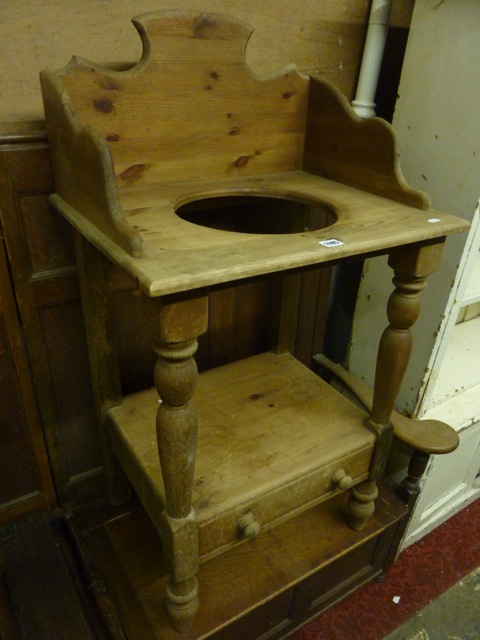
[290,497,480,640]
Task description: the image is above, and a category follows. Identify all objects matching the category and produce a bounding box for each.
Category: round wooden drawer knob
[332,469,353,490]
[238,511,261,538]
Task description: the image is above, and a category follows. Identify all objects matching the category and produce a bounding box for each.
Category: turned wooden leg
[375,449,431,579]
[156,338,200,630]
[145,294,208,632]
[398,449,430,503]
[347,241,444,531]
[347,481,379,531]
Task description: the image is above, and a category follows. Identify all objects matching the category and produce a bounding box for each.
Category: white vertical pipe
[352,0,392,118]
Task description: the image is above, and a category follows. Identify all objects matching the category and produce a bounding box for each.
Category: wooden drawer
[198,446,372,560]
[211,588,293,640]
[108,352,375,559]
[291,535,379,618]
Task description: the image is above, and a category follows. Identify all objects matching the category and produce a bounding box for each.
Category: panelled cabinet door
[0,221,56,523]
[0,138,103,510]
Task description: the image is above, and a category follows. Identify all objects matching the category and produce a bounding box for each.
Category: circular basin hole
[175,195,337,234]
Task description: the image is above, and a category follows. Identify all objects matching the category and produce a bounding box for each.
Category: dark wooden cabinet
[0,137,101,510]
[0,174,56,523]
[0,232,55,523]
[78,484,407,640]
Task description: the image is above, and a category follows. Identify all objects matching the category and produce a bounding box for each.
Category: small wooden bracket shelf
[315,354,460,455]
[40,10,468,632]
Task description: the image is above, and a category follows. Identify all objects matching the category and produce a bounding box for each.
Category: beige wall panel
[1,0,375,126]
[349,0,478,416]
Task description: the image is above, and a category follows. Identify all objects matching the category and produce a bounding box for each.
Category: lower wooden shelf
[81,484,407,640]
[107,352,375,559]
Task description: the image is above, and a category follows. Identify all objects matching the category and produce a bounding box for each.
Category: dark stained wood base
[78,484,407,640]
[0,485,407,640]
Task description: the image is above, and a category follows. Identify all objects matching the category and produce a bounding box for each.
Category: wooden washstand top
[40,11,469,297]
[51,171,467,296]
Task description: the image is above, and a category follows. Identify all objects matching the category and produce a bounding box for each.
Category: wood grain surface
[52,171,469,296]
[108,352,375,559]
[1,0,412,126]
[40,10,468,299]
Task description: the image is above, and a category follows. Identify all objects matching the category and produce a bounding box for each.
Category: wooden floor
[0,485,407,640]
